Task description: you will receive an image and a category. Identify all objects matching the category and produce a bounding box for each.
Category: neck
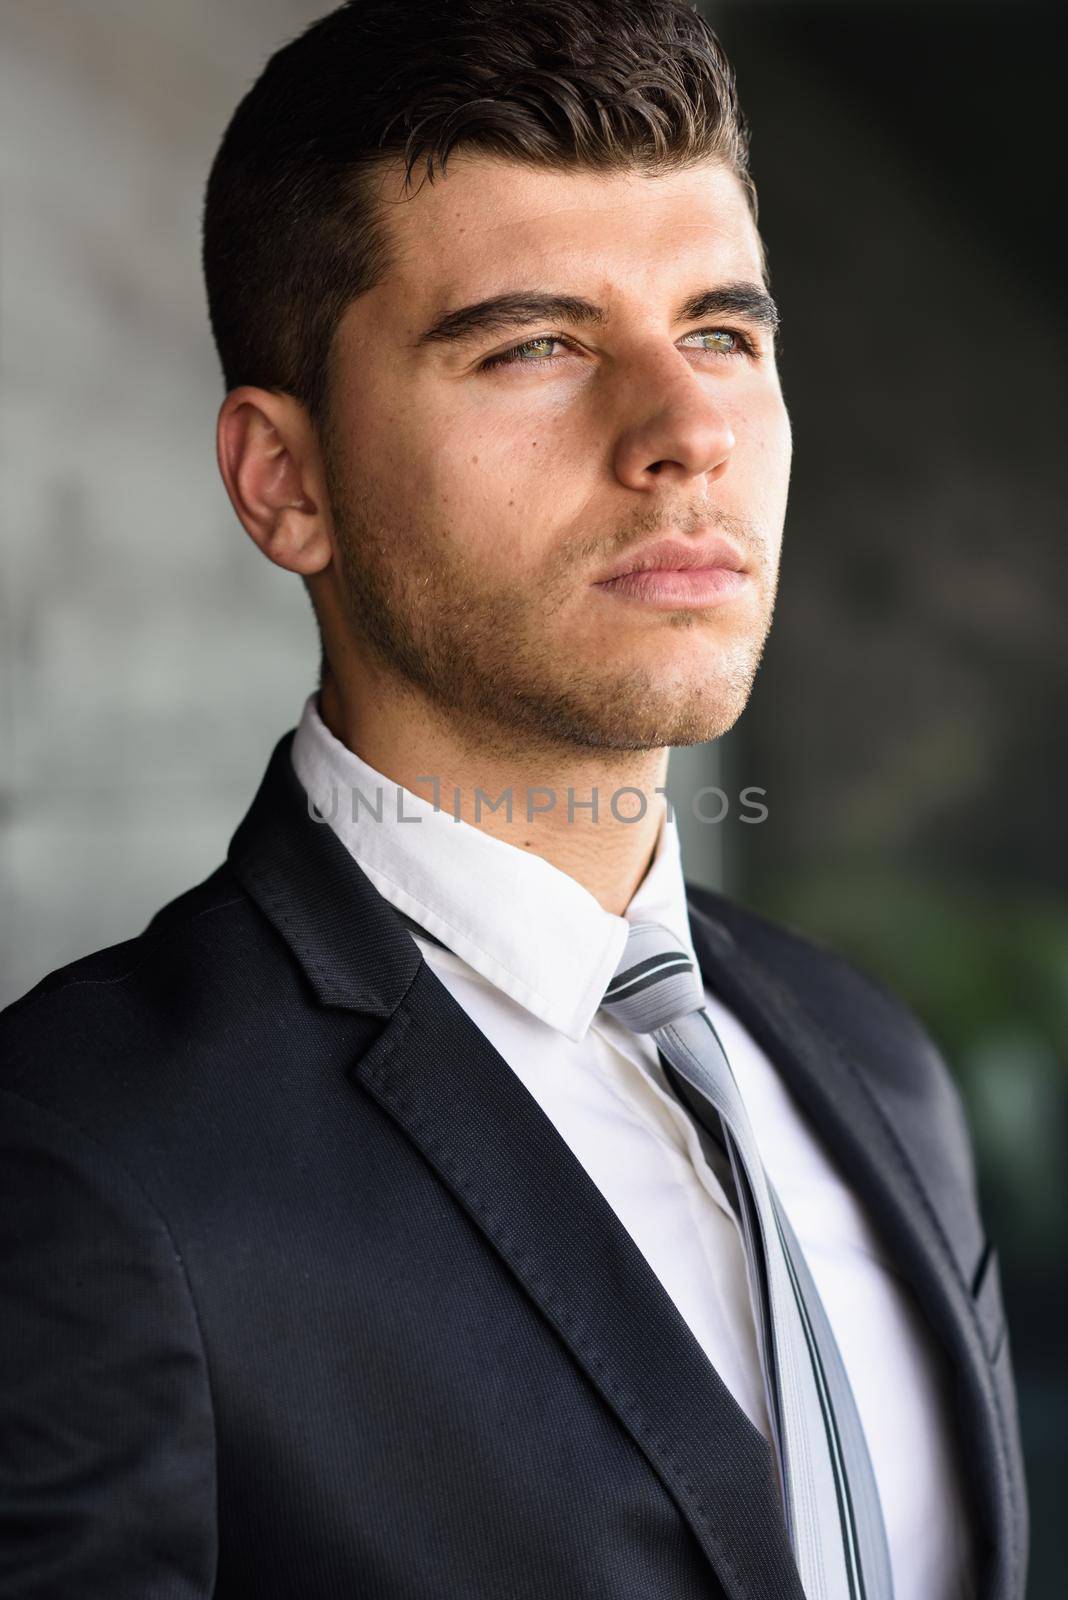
[318,675,670,916]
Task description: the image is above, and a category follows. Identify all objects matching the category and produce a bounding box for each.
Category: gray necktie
[602,921,894,1600]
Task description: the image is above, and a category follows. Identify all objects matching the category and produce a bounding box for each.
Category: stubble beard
[329,481,778,758]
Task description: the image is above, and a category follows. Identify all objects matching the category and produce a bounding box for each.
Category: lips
[593,535,747,585]
[594,566,749,606]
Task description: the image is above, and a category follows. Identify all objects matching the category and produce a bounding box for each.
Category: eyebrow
[414,281,780,349]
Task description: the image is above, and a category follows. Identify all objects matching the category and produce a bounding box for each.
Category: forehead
[374,155,763,306]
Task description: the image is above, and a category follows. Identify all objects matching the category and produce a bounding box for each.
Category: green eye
[481,336,561,370]
[513,338,556,360]
[694,328,737,353]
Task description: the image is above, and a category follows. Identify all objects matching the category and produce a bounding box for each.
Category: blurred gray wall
[1,2,335,1005]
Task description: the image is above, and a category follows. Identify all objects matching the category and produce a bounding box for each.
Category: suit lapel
[229,733,804,1600]
[684,897,1017,1600]
[350,960,806,1600]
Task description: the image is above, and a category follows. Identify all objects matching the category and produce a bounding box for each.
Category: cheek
[732,376,791,448]
[410,406,578,566]
[335,400,480,547]
[766,390,793,471]
[730,387,792,497]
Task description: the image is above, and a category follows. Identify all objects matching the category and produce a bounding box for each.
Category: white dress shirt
[291,690,975,1600]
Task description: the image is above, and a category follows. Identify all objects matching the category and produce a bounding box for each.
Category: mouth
[594,567,750,607]
[591,535,751,610]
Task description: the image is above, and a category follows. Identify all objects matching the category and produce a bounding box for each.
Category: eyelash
[479,325,759,372]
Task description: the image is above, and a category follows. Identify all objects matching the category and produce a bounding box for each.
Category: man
[0,2,1027,1596]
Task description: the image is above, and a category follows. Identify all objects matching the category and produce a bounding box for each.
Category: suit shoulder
[0,861,280,1103]
[2,861,242,1015]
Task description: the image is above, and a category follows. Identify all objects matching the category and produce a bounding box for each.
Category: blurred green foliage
[754,871,1068,1273]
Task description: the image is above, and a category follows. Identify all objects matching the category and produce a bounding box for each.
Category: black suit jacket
[0,731,1028,1599]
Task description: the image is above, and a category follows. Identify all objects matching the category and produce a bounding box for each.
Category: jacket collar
[228,731,421,1017]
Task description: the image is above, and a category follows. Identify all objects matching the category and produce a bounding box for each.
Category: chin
[641,697,749,749]
[559,674,754,752]
[653,652,759,737]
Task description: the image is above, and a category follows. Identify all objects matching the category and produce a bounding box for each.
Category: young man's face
[321,154,792,752]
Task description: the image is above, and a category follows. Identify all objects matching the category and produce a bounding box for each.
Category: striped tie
[602,921,894,1600]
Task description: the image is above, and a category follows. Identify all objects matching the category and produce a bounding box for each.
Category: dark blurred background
[708,4,1066,1593]
[1,2,1064,1593]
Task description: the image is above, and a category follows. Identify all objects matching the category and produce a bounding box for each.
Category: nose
[611,353,736,490]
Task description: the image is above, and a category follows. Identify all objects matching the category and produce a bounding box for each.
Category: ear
[215,387,333,575]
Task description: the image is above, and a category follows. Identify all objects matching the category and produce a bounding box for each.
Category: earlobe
[215,386,333,576]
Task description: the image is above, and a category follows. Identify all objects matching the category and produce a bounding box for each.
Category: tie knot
[601,921,705,1033]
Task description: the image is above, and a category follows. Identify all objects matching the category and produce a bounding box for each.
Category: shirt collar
[289,691,699,1043]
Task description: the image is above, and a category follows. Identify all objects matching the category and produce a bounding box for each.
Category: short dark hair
[202,0,756,429]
